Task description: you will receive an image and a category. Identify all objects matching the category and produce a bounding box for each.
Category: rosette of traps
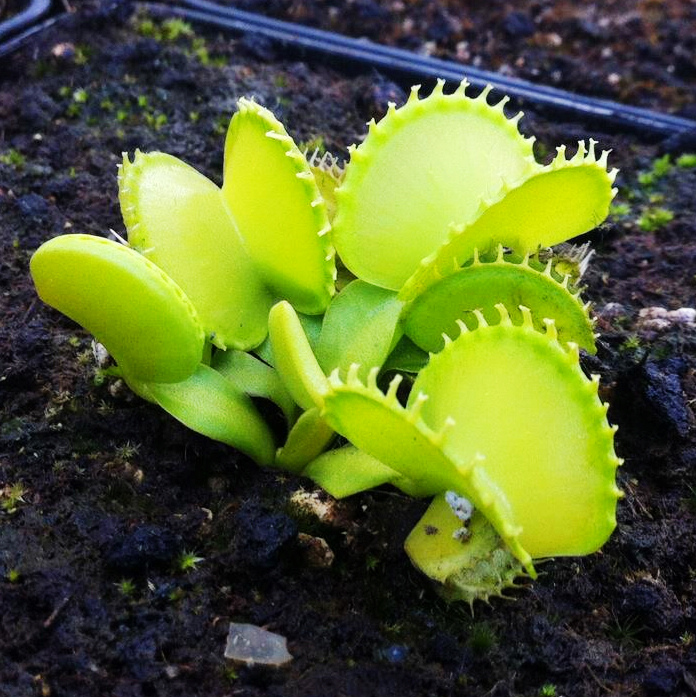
[31,79,622,604]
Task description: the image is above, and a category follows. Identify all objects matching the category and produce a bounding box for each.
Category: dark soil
[227,0,696,115]
[1,3,695,697]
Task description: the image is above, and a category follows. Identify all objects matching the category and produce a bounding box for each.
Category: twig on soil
[43,595,71,628]
[622,480,654,521]
[21,298,36,325]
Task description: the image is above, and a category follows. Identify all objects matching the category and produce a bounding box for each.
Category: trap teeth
[385,373,403,403]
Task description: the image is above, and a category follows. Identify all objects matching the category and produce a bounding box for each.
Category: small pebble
[638,306,696,330]
[597,302,627,320]
[297,533,334,568]
[224,623,292,666]
[383,644,409,663]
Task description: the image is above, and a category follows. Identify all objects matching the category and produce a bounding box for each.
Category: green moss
[609,202,631,217]
[144,112,168,130]
[638,207,674,232]
[638,154,672,187]
[115,441,141,461]
[1,482,27,514]
[66,88,89,118]
[162,18,194,41]
[115,578,136,596]
[135,17,157,38]
[619,335,642,353]
[466,621,497,655]
[676,153,696,168]
[178,550,204,572]
[0,149,26,168]
[74,45,92,65]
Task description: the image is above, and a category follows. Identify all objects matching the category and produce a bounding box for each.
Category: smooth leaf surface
[223,98,335,313]
[119,150,273,350]
[304,444,432,498]
[145,364,276,466]
[304,445,404,498]
[31,234,204,383]
[411,306,622,558]
[212,349,297,425]
[315,279,404,379]
[275,407,335,473]
[332,80,535,290]
[268,301,328,411]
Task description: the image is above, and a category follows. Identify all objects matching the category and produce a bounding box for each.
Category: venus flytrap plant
[30,79,622,604]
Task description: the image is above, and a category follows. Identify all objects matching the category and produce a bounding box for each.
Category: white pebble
[224,623,292,666]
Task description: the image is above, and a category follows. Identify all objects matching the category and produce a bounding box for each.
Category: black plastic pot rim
[1,0,695,140]
[0,0,52,41]
[152,0,696,139]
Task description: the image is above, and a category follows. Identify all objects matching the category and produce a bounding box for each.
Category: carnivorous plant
[30,79,622,604]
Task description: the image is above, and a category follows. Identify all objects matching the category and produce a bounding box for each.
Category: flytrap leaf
[211,349,297,425]
[405,496,526,608]
[119,151,273,351]
[401,246,596,353]
[332,79,536,290]
[400,140,617,301]
[303,444,441,498]
[306,149,345,223]
[30,234,204,383]
[321,365,535,574]
[268,301,329,411]
[275,407,335,473]
[411,305,622,559]
[138,364,276,466]
[303,445,412,499]
[315,279,404,380]
[223,98,335,314]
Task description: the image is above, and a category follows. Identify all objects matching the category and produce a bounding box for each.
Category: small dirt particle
[502,11,536,38]
[615,578,683,639]
[643,658,683,695]
[296,532,334,568]
[233,502,297,570]
[16,193,50,220]
[104,524,180,574]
